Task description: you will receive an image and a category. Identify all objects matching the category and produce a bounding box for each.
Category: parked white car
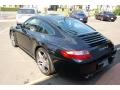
[16,8,39,25]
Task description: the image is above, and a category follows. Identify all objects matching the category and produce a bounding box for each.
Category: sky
[0,0,120,5]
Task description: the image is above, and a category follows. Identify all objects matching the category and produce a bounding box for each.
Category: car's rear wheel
[110,19,115,22]
[36,48,55,75]
[10,32,18,47]
[111,20,115,22]
[84,21,87,23]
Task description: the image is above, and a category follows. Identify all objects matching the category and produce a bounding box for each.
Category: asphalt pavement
[0,17,120,85]
[0,21,49,84]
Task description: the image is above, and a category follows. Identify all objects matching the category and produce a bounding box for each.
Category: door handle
[22,29,27,34]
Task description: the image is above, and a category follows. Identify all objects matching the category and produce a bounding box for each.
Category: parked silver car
[16,8,39,25]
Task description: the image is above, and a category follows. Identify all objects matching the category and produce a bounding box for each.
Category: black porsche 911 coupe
[95,11,117,22]
[10,15,116,76]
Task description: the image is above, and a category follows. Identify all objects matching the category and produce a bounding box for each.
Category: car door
[16,18,31,47]
[16,18,39,54]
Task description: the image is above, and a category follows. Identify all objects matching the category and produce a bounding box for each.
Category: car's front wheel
[10,32,18,47]
[36,48,55,75]
[100,17,104,21]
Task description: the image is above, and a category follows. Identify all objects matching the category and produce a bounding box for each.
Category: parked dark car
[70,11,88,23]
[95,11,117,22]
[10,15,116,76]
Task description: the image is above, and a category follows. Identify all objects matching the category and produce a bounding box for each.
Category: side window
[25,18,40,26]
[24,18,33,25]
[24,18,55,35]
[24,18,42,32]
[36,22,55,35]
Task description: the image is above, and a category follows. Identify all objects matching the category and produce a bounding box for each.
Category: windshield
[18,9,35,14]
[56,17,96,36]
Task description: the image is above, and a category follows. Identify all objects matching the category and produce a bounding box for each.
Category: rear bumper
[105,17,117,21]
[53,49,116,75]
[80,18,88,23]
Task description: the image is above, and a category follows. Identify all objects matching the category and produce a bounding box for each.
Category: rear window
[77,13,86,16]
[104,12,114,15]
[18,9,35,14]
[55,17,96,36]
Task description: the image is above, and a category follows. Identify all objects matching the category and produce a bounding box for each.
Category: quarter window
[40,22,55,35]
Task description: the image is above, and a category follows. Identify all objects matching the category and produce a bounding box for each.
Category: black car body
[95,11,117,22]
[10,15,116,76]
[70,11,88,23]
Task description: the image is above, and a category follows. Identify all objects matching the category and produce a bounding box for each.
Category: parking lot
[0,16,120,84]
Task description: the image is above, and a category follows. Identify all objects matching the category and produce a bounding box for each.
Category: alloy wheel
[36,49,50,74]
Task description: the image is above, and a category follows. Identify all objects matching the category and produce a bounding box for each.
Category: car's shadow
[33,44,120,85]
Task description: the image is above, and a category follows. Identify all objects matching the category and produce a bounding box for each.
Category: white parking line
[26,76,52,85]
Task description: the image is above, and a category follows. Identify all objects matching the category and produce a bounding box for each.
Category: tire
[95,16,98,20]
[36,48,55,75]
[10,31,18,47]
[100,17,104,21]
[108,19,115,22]
[111,20,115,22]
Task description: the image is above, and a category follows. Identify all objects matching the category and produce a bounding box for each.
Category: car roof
[73,10,84,13]
[36,15,65,23]
[102,11,112,13]
[18,8,37,10]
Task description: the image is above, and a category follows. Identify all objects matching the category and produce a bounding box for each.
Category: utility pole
[0,6,1,17]
[0,6,2,18]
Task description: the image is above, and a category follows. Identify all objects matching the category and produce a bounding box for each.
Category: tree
[113,5,120,15]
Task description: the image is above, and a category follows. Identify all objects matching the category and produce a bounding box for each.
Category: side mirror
[16,25,22,29]
[16,24,27,33]
[16,24,25,29]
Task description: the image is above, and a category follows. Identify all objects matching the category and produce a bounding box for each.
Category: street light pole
[0,6,1,17]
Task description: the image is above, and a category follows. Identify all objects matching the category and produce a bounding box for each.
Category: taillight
[60,50,92,61]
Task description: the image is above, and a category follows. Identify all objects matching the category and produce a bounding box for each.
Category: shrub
[0,7,19,11]
[94,9,99,16]
[113,6,120,16]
